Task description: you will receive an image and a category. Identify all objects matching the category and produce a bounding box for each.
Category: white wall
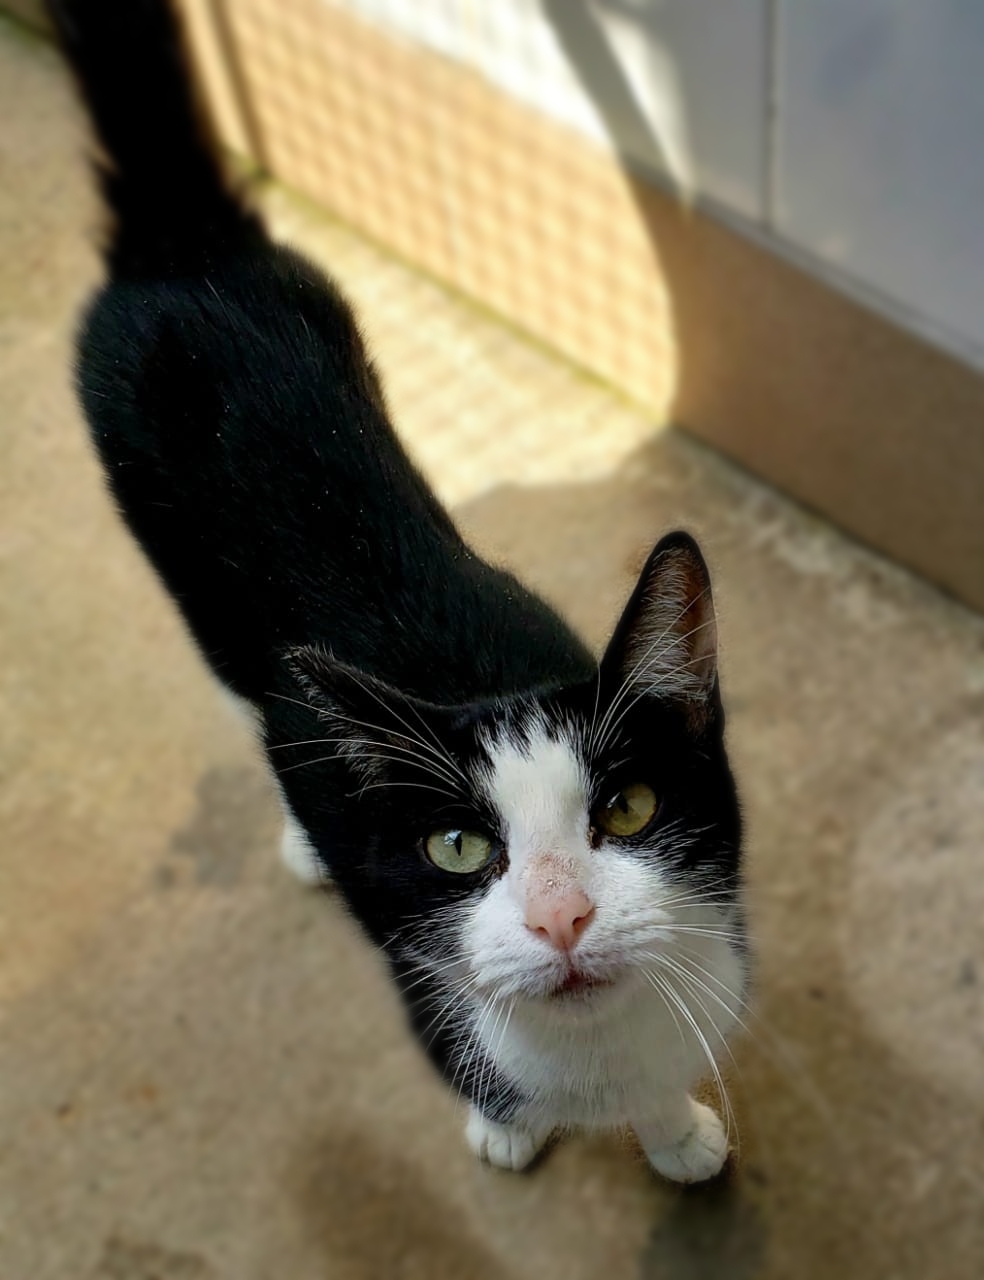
[778,0,984,360]
[329,0,984,364]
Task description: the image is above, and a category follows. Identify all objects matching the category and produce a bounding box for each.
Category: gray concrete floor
[3,18,984,1279]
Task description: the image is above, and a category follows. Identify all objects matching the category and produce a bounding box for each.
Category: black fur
[50,0,743,1122]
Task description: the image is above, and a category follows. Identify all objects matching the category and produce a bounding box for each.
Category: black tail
[46,0,263,277]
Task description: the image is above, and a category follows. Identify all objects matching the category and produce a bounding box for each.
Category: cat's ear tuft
[283,646,452,756]
[284,645,397,725]
[284,644,342,713]
[601,531,719,731]
[281,646,422,784]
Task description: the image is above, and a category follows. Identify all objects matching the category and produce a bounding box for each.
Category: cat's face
[454,697,740,1022]
[271,532,743,1028]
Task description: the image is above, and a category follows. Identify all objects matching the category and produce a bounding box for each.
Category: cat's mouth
[549,968,616,1000]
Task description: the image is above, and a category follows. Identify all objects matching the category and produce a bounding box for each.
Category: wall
[331,0,984,370]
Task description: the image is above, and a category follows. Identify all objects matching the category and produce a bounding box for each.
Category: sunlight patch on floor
[264,184,669,506]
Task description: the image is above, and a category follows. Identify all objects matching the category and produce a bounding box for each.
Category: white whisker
[657,955,745,1074]
[647,962,738,1149]
[349,780,459,799]
[337,670,469,786]
[269,733,460,787]
[419,975,483,1049]
[642,968,686,1048]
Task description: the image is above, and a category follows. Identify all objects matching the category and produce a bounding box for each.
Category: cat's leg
[279,805,329,887]
[220,688,329,887]
[633,1095,729,1184]
[465,1106,554,1172]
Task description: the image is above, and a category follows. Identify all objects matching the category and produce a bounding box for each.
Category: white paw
[642,1100,729,1184]
[465,1107,551,1172]
[279,812,330,887]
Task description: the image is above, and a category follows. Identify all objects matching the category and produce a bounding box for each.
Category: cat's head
[269,531,743,1023]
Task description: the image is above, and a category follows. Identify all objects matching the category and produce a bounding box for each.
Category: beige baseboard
[632,182,984,613]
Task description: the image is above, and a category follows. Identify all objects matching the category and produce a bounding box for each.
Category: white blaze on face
[476,714,598,954]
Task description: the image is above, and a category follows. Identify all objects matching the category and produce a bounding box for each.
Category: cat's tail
[46,0,263,278]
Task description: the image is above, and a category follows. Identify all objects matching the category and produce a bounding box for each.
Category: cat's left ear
[600,530,720,732]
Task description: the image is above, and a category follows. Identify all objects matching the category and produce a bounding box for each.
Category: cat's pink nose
[525,887,595,952]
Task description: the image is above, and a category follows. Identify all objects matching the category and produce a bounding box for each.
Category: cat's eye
[425,828,496,875]
[594,782,660,838]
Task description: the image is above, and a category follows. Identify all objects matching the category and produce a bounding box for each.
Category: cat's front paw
[465,1107,551,1172]
[642,1100,729,1184]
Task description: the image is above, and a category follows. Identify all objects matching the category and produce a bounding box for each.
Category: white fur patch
[479,711,593,891]
[280,808,329,887]
[219,690,330,887]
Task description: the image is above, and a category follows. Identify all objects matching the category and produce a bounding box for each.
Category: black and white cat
[49,0,746,1181]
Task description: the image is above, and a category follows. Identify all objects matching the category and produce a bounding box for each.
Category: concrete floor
[3,17,984,1279]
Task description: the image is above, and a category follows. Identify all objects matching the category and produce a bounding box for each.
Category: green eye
[594,782,660,838]
[424,828,496,874]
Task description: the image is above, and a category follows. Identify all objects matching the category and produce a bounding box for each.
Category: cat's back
[81,243,381,452]
[77,243,469,687]
[79,237,448,531]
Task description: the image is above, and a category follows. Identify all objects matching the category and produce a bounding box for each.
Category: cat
[48,0,746,1182]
